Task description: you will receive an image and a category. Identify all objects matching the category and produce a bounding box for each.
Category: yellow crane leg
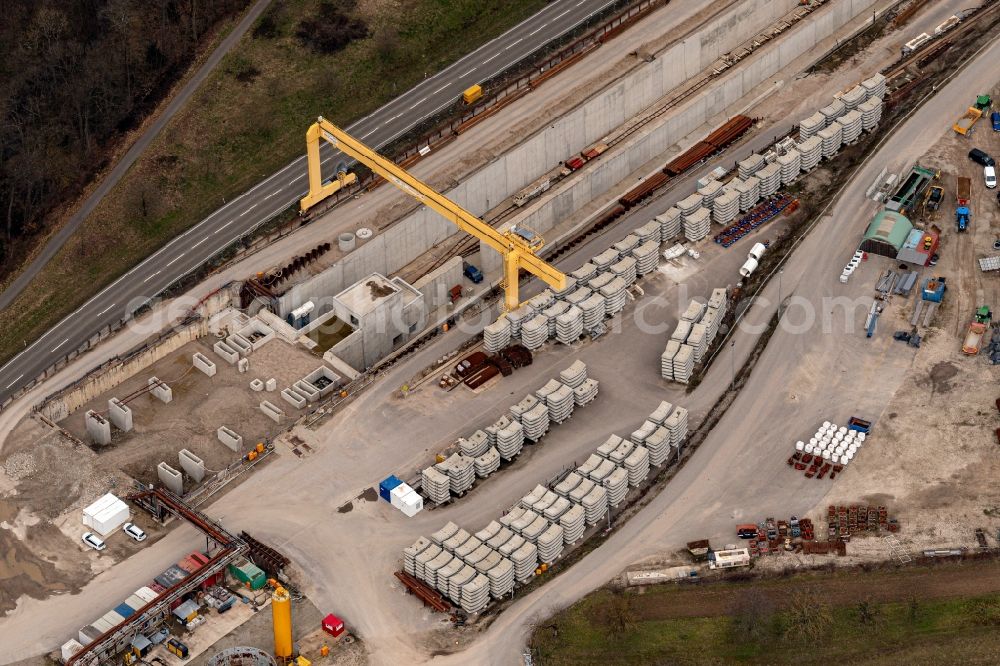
[503,252,522,312]
[299,123,358,212]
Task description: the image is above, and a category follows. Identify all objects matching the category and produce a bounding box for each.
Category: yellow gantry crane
[299,116,566,311]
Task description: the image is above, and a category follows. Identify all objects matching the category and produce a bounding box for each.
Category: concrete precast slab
[250,379,265,392]
[147,377,172,404]
[216,426,243,452]
[260,400,284,424]
[192,352,217,377]
[293,380,320,403]
[226,333,252,357]
[213,340,239,365]
[84,410,111,445]
[177,449,206,483]
[265,378,277,391]
[156,462,183,495]
[281,387,307,409]
[107,398,132,432]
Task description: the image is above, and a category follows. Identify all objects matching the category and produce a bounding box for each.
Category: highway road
[0,0,618,405]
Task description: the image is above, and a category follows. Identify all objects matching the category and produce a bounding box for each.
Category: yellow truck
[953,107,982,135]
[462,84,482,105]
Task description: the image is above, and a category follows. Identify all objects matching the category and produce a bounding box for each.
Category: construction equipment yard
[2,1,1000,665]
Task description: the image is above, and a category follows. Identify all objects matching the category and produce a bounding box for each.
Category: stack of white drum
[795,420,866,466]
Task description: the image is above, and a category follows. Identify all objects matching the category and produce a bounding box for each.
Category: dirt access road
[624,559,1000,621]
[422,24,1000,666]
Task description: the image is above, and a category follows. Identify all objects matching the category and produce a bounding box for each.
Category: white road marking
[463,68,476,76]
[433,84,448,94]
[555,9,571,19]
[506,38,523,50]
[97,303,116,316]
[214,221,234,234]
[482,52,501,64]
[143,271,161,283]
[192,237,207,248]
[50,338,68,352]
[528,24,547,36]
[238,204,258,218]
[6,374,23,389]
[408,96,427,110]
[165,253,185,267]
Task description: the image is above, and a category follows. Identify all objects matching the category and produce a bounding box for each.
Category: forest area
[0,0,250,281]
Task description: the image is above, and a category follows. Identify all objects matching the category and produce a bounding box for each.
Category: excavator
[298,117,566,311]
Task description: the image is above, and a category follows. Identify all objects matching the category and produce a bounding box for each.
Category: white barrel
[846,449,855,460]
[809,437,818,446]
[804,443,814,454]
[840,454,849,465]
[848,444,857,455]
[838,426,847,435]
[835,446,845,456]
[822,450,832,461]
[857,432,866,442]
[834,432,844,442]
[795,441,805,451]
[822,435,833,445]
[822,421,831,429]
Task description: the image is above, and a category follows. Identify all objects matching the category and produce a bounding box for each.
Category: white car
[123,522,147,542]
[82,532,107,551]
[987,165,997,189]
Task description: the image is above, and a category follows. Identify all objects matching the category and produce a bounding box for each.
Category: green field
[530,572,1000,665]
[0,0,550,367]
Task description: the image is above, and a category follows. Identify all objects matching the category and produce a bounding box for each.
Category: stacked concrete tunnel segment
[272,0,880,317]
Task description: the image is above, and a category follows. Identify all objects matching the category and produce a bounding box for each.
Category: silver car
[82,532,107,551]
[986,165,997,189]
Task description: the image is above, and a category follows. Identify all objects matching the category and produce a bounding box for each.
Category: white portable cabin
[82,493,130,536]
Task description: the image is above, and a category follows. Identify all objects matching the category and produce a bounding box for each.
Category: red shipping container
[322,614,345,638]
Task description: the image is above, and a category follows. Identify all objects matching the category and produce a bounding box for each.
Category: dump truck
[953,107,982,135]
[962,306,992,355]
[956,206,970,232]
[956,176,972,205]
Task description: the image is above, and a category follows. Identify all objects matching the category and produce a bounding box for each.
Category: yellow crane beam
[299,116,566,310]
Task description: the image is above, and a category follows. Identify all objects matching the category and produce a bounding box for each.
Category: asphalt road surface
[0,0,617,404]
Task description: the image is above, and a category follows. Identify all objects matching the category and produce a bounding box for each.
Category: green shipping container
[228,562,267,590]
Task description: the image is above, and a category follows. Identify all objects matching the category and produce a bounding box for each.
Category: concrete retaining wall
[148,377,172,403]
[275,0,804,316]
[157,462,184,494]
[213,340,239,365]
[217,426,243,452]
[413,257,464,314]
[281,387,307,409]
[39,319,208,422]
[178,449,206,482]
[260,400,285,423]
[481,0,879,274]
[192,352,217,376]
[107,398,133,432]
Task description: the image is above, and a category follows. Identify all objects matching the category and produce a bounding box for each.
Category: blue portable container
[379,475,403,502]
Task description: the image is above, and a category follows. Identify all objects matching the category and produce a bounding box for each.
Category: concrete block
[213,340,239,365]
[265,378,277,391]
[107,398,133,432]
[250,379,264,392]
[217,426,243,452]
[293,380,320,403]
[85,410,111,446]
[157,462,184,495]
[237,358,250,374]
[303,367,341,398]
[178,449,206,483]
[236,319,275,350]
[260,400,285,424]
[281,388,307,409]
[226,333,252,357]
[148,377,172,404]
[193,352,217,377]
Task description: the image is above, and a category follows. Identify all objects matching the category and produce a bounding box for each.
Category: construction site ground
[810,80,1000,554]
[0,1,997,664]
[0,337,318,615]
